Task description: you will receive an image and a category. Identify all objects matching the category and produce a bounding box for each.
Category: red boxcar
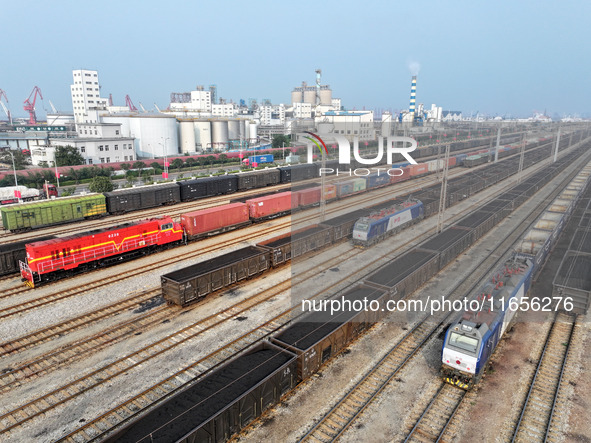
[447,157,457,168]
[20,216,183,287]
[409,163,429,177]
[246,191,293,221]
[295,187,321,208]
[181,203,250,239]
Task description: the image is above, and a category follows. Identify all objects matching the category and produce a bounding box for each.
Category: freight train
[106,135,587,443]
[9,134,582,286]
[0,133,529,233]
[441,161,591,389]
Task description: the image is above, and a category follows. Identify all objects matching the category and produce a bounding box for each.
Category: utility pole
[319,141,326,222]
[553,126,561,163]
[435,143,441,181]
[517,133,526,184]
[494,126,501,163]
[437,144,450,233]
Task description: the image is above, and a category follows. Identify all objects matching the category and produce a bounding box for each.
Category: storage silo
[194,121,211,152]
[239,119,246,139]
[303,87,316,105]
[319,87,332,106]
[249,122,258,145]
[291,89,302,105]
[228,120,241,140]
[211,120,229,151]
[179,121,196,154]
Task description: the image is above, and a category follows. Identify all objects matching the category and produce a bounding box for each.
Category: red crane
[125,94,137,111]
[23,86,43,124]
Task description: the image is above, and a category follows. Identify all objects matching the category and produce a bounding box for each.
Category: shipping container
[245,191,292,221]
[273,284,387,380]
[0,194,107,232]
[236,169,281,190]
[106,342,297,443]
[104,183,181,214]
[335,180,355,198]
[161,246,271,306]
[247,154,274,165]
[389,167,411,184]
[365,172,390,189]
[352,178,366,193]
[408,163,429,177]
[181,203,250,239]
[323,184,337,201]
[178,175,239,201]
[294,187,321,208]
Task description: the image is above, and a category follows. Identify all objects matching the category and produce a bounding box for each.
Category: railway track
[0,135,543,245]
[298,148,590,443]
[404,383,466,443]
[510,312,577,443]
[0,139,576,440]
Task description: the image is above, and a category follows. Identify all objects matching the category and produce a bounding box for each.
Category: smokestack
[409,75,417,116]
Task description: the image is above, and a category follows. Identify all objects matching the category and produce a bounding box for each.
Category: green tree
[171,158,184,172]
[272,134,290,150]
[132,161,147,172]
[120,163,131,171]
[38,161,49,168]
[218,154,228,164]
[184,157,197,169]
[88,176,114,193]
[0,149,30,170]
[54,145,85,166]
[150,162,161,170]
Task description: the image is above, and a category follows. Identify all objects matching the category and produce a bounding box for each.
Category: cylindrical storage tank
[249,123,258,145]
[211,120,229,151]
[179,121,196,154]
[291,90,302,105]
[245,121,251,142]
[239,120,246,139]
[194,121,211,152]
[319,88,332,106]
[381,120,392,137]
[228,120,240,141]
[303,88,316,104]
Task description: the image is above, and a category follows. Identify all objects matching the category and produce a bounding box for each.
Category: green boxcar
[1,194,107,232]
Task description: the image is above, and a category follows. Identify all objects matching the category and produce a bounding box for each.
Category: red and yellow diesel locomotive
[19,216,184,287]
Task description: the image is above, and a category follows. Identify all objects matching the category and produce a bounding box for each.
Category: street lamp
[160,137,170,179]
[2,149,21,201]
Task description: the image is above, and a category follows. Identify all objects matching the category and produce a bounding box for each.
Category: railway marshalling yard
[1,131,590,443]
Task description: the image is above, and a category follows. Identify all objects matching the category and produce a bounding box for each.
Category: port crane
[23,86,43,124]
[0,89,11,124]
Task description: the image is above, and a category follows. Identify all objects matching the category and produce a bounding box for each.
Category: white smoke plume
[408,61,421,76]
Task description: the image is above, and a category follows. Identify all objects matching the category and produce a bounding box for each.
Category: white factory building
[317,110,376,141]
[70,69,109,123]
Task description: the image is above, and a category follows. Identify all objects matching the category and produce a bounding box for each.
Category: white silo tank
[228,120,240,140]
[291,90,302,106]
[194,121,211,152]
[249,123,258,145]
[303,88,316,104]
[319,88,332,106]
[180,121,196,154]
[211,120,229,151]
[239,119,246,139]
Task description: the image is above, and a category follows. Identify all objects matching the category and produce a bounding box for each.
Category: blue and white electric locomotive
[441,255,534,389]
[352,199,424,247]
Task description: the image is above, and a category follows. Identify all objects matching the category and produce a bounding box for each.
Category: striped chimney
[409,75,417,116]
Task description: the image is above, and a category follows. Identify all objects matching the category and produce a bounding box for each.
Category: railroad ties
[511,313,577,443]
[404,383,466,443]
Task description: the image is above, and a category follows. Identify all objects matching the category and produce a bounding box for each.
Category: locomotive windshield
[448,332,479,354]
[354,221,369,232]
[160,223,173,230]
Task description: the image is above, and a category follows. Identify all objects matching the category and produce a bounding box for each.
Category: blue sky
[1,0,589,118]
